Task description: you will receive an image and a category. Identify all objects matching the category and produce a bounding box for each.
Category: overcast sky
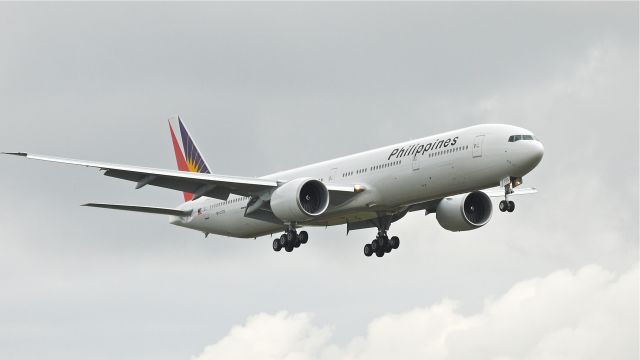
[0,3,637,360]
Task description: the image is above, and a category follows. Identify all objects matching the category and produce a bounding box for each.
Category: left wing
[482,187,538,197]
[347,187,539,232]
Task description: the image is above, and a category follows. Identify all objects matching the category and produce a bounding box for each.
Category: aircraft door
[473,135,485,158]
[329,167,338,182]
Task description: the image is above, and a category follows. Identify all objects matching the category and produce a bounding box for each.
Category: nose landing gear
[499,200,515,213]
[499,178,516,213]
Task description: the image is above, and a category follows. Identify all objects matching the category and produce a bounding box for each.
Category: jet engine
[270,178,330,221]
[435,191,493,231]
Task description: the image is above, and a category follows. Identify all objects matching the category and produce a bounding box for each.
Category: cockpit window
[508,134,536,142]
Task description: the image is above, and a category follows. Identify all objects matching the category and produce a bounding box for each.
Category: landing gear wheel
[364,244,373,257]
[375,250,384,257]
[299,231,308,244]
[287,231,297,242]
[507,201,515,212]
[294,238,301,248]
[499,200,508,212]
[371,239,380,252]
[279,234,288,246]
[390,236,400,249]
[384,242,392,253]
[272,239,282,251]
[285,244,294,252]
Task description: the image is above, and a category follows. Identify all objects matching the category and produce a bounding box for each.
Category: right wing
[4,152,364,202]
[4,152,278,200]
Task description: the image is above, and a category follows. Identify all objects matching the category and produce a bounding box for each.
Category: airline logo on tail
[168,117,211,202]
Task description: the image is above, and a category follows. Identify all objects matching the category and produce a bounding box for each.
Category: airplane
[3,117,544,258]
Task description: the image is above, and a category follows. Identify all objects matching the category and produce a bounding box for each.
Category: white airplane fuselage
[172,124,544,238]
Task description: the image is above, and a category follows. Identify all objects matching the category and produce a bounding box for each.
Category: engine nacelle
[270,178,330,222]
[436,191,493,232]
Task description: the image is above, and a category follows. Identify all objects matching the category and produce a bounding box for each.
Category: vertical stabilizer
[168,117,212,202]
[178,117,211,174]
[169,120,192,202]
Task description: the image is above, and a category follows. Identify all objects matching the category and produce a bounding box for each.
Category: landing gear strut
[364,231,400,258]
[364,216,400,258]
[273,225,309,253]
[499,180,516,213]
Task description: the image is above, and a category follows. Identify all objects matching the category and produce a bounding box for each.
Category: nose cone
[510,140,544,176]
[529,140,544,167]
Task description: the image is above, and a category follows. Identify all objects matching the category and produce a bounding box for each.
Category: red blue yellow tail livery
[168,116,211,201]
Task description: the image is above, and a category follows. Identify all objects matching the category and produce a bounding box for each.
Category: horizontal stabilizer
[82,203,192,216]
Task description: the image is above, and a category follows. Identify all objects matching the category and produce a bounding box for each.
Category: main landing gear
[499,180,516,213]
[272,227,309,253]
[363,230,400,258]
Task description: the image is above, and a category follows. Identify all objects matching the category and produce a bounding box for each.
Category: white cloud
[193,264,638,360]
[191,312,333,360]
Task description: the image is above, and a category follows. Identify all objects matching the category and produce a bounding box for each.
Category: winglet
[2,152,28,156]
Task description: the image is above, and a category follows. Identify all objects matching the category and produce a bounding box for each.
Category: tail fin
[178,117,211,174]
[168,116,212,202]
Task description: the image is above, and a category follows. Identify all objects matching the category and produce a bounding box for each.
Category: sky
[0,2,637,360]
